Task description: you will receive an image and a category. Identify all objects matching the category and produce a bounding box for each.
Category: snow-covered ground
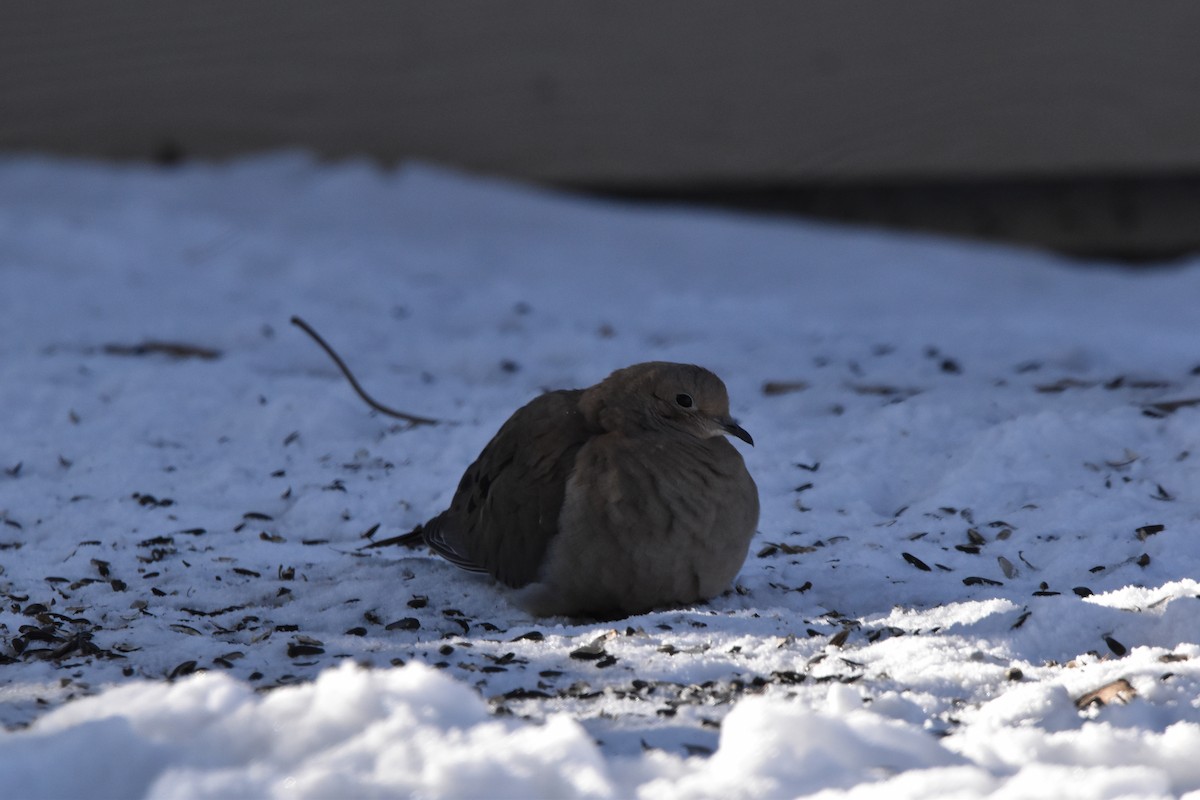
[2,153,1200,799]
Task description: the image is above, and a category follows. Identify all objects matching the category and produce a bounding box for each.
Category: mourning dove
[410,362,759,618]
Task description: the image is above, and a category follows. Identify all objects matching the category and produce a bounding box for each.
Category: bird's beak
[720,417,754,447]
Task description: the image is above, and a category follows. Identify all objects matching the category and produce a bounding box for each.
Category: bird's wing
[423,389,593,587]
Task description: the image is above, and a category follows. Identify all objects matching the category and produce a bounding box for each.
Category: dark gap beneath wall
[577,175,1200,265]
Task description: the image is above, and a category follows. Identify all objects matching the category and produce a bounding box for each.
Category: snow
[2,152,1200,798]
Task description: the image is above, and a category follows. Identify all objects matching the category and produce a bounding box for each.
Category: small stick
[291,316,439,427]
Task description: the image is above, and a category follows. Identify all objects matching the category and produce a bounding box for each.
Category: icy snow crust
[2,154,1200,798]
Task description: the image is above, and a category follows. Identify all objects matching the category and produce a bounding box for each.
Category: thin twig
[291,316,439,427]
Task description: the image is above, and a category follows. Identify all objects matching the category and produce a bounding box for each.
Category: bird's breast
[525,432,758,616]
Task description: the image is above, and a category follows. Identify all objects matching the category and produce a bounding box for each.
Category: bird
[406,362,759,619]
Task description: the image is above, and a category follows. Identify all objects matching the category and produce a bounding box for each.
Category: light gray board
[5,2,1200,184]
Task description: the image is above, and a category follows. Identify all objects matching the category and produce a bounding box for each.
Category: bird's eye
[675,393,694,408]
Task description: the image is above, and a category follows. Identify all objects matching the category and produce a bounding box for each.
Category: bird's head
[581,362,753,446]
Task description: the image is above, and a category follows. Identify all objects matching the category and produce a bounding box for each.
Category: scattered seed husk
[104,341,221,360]
[772,670,806,685]
[168,661,198,680]
[181,605,247,617]
[758,541,818,559]
[1145,397,1200,415]
[170,624,204,636]
[1135,524,1165,540]
[571,632,615,660]
[498,687,552,701]
[762,380,809,396]
[1036,378,1095,393]
[1151,484,1174,501]
[1075,678,1136,709]
[385,618,420,631]
[287,642,325,658]
[849,384,921,399]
